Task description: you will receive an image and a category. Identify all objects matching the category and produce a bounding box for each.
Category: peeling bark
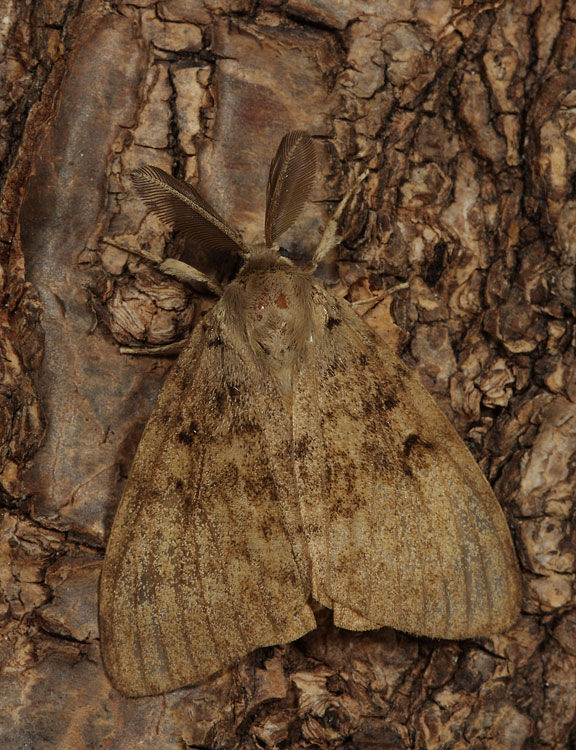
[1,0,575,748]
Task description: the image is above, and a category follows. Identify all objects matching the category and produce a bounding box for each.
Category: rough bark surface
[1,0,575,748]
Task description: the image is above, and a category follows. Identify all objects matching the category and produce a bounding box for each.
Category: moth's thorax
[235,250,316,398]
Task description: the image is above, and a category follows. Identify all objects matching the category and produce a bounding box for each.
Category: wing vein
[451,461,495,626]
[192,436,242,656]
[443,469,473,633]
[186,439,220,662]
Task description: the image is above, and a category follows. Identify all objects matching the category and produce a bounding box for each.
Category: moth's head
[246,242,294,262]
[131,131,316,282]
[236,243,296,281]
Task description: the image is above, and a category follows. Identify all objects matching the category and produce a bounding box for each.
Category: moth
[99,131,521,698]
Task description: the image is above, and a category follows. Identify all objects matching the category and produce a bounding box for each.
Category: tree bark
[1,0,575,748]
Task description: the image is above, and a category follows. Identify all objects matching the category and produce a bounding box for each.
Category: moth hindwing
[99,131,521,697]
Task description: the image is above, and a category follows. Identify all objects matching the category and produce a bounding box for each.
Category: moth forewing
[292,294,521,638]
[99,304,317,698]
[100,131,521,697]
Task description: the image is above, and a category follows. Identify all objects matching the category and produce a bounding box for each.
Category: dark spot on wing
[403,433,432,457]
[177,420,199,444]
[384,394,399,410]
[177,429,194,444]
[333,491,363,519]
[327,317,342,330]
[365,384,400,416]
[403,434,419,456]
[214,390,226,413]
[402,433,436,475]
[227,383,241,401]
[207,336,223,348]
[402,462,414,478]
[176,419,198,445]
[295,435,311,460]
[244,471,279,507]
[175,478,184,491]
[359,353,368,366]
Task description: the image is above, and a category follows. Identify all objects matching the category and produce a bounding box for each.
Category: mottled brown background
[1,0,575,748]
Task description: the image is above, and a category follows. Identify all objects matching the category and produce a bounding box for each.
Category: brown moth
[99,131,521,698]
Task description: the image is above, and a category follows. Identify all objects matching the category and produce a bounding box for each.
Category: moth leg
[122,245,164,265]
[158,259,224,297]
[106,243,224,297]
[119,339,189,356]
[311,169,369,267]
[350,282,409,309]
